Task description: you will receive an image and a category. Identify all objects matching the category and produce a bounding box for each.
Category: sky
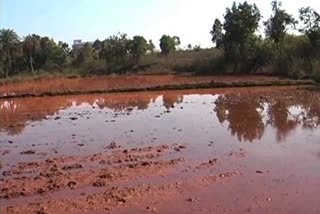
[1,0,320,49]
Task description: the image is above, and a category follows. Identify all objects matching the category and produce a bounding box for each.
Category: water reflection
[1,90,320,143]
[0,98,72,135]
[0,92,185,135]
[214,91,320,142]
[214,94,265,142]
[267,101,300,142]
[163,94,184,109]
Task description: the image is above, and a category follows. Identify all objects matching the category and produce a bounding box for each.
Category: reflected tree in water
[93,94,158,112]
[162,94,183,109]
[214,94,265,142]
[0,98,72,135]
[0,94,159,135]
[300,94,320,129]
[215,91,320,143]
[267,100,299,142]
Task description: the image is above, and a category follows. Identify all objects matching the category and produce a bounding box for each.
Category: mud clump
[99,173,116,180]
[208,159,218,165]
[67,181,78,189]
[219,172,239,178]
[186,197,198,203]
[0,143,231,213]
[20,150,36,155]
[37,188,47,195]
[106,141,121,149]
[62,163,82,170]
[141,161,151,166]
[174,145,187,152]
[36,207,50,214]
[195,159,218,170]
[2,170,11,176]
[93,180,106,187]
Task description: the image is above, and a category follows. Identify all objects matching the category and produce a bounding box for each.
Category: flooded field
[1,86,320,214]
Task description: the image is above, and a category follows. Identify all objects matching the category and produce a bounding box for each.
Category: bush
[171,49,226,74]
[248,39,274,73]
[310,60,320,82]
[84,60,107,74]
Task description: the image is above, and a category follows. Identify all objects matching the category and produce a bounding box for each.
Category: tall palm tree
[23,35,40,74]
[0,29,19,78]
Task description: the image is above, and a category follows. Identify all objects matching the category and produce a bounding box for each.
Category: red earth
[0,74,287,97]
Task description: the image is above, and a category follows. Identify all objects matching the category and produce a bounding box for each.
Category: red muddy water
[1,86,320,214]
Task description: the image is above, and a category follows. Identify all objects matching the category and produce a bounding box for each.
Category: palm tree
[23,35,40,74]
[0,29,19,78]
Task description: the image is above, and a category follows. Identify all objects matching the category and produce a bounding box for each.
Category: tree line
[210,0,320,78]
[0,0,320,80]
[0,30,181,78]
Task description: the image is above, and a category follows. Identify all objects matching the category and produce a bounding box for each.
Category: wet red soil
[0,74,301,98]
[1,86,320,213]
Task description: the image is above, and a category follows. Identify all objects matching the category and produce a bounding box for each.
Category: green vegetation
[130,36,147,63]
[159,35,181,57]
[210,1,320,79]
[0,1,320,81]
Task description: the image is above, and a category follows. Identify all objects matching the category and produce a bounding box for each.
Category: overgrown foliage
[1,1,320,81]
[209,0,320,80]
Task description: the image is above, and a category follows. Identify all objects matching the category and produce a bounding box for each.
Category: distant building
[72,39,93,51]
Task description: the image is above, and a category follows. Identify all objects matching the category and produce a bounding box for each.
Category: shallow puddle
[1,87,320,213]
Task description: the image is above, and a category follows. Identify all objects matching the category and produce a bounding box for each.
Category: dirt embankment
[0,74,315,99]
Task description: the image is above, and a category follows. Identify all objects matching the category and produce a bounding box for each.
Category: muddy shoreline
[0,79,315,99]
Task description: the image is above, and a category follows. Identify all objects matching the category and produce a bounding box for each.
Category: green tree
[223,1,261,73]
[92,39,102,53]
[58,41,70,53]
[187,44,192,50]
[159,35,180,57]
[50,42,67,66]
[23,35,40,74]
[299,7,320,47]
[193,44,201,51]
[75,42,95,64]
[0,29,20,78]
[38,36,52,67]
[34,37,68,69]
[130,36,147,63]
[264,1,296,58]
[101,33,130,72]
[147,39,155,54]
[210,18,224,49]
